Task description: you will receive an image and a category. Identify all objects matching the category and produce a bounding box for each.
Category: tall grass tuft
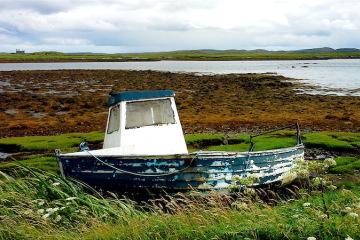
[0,163,360,239]
[0,166,141,239]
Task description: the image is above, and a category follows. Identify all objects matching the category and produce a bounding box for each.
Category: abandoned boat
[56,90,304,191]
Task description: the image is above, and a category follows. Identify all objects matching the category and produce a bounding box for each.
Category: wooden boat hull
[57,145,304,191]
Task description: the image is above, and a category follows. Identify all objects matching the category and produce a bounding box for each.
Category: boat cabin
[103,90,188,156]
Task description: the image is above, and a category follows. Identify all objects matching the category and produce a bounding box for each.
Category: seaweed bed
[1,70,360,138]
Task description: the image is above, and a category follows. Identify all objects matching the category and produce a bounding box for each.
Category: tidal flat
[0,70,360,138]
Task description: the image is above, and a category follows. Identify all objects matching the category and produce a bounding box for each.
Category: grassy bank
[1,131,359,173]
[1,50,360,62]
[1,131,360,153]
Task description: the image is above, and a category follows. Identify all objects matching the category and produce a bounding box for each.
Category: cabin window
[126,99,175,129]
[107,105,120,133]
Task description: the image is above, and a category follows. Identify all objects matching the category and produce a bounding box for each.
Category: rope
[248,123,303,152]
[245,123,301,167]
[245,143,255,168]
[250,124,297,138]
[85,150,197,177]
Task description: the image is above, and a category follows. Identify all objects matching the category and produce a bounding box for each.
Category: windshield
[126,99,175,129]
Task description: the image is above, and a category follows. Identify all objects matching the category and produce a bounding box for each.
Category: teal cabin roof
[108,90,175,106]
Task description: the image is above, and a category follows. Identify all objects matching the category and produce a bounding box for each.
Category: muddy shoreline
[0,70,359,138]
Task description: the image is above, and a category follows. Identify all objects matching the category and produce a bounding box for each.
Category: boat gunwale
[58,144,304,159]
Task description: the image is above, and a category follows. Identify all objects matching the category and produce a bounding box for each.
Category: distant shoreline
[1,56,360,63]
[1,49,360,63]
[0,58,161,63]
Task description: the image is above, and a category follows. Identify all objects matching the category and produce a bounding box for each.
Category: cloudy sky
[0,0,359,53]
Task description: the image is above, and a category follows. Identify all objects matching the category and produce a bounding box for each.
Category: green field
[0,131,359,239]
[1,49,360,62]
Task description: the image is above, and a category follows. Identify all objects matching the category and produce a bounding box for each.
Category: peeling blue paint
[58,145,304,191]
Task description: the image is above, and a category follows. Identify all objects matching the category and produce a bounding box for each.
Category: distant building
[15,49,25,54]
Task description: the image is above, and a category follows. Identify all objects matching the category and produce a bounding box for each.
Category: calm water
[0,59,359,96]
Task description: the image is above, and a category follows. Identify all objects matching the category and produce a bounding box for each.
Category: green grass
[329,132,360,149]
[1,131,359,153]
[199,131,360,152]
[185,133,224,149]
[0,132,104,173]
[208,133,296,151]
[1,131,359,173]
[0,131,104,152]
[88,190,360,240]
[0,155,58,173]
[303,132,360,151]
[0,166,360,240]
[330,157,360,174]
[1,50,360,61]
[0,167,140,239]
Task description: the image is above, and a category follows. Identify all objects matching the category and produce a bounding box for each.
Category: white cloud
[0,0,359,52]
[42,37,91,45]
[0,33,22,44]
